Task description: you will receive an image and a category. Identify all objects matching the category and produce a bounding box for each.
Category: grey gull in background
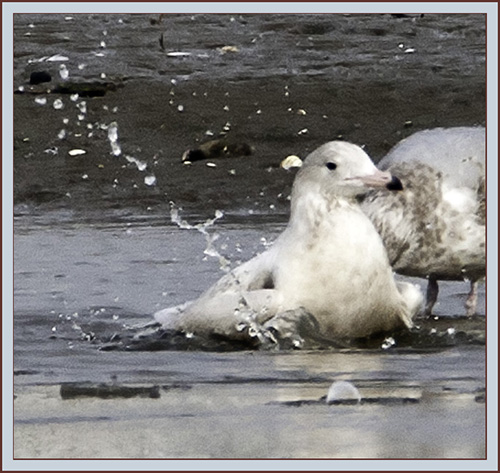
[155,141,423,344]
[362,127,485,316]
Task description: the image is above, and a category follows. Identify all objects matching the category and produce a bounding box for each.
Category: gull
[155,141,423,344]
[362,127,485,316]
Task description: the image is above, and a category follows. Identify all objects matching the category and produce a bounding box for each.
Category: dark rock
[52,80,123,97]
[60,382,161,399]
[182,139,254,162]
[29,71,52,85]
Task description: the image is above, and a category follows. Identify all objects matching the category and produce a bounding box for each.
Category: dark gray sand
[14,13,485,220]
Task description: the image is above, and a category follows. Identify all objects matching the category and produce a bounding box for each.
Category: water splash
[167,204,281,347]
[124,155,147,172]
[169,203,228,272]
[107,122,121,156]
[59,64,69,80]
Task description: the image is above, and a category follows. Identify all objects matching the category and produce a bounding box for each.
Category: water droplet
[326,381,361,404]
[124,155,147,171]
[44,147,58,155]
[381,337,396,350]
[76,101,87,114]
[144,175,157,186]
[58,129,66,140]
[53,98,64,110]
[108,122,121,156]
[59,64,69,80]
[34,97,47,106]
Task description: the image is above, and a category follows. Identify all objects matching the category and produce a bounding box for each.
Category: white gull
[362,127,485,316]
[155,141,423,344]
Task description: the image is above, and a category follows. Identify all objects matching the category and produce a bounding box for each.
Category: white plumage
[155,141,423,344]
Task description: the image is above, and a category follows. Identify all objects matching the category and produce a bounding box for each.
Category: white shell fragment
[68,149,87,156]
[46,54,69,62]
[326,381,362,404]
[280,155,303,170]
[167,51,192,57]
[219,45,239,53]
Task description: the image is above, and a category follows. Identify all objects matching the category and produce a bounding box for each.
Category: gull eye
[326,162,337,171]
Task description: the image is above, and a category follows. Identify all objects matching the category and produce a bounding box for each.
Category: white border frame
[3,2,498,471]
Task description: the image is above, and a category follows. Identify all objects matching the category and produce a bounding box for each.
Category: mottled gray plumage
[362,127,485,315]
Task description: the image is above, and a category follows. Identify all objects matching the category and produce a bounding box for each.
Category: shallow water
[13,214,486,458]
[12,12,487,460]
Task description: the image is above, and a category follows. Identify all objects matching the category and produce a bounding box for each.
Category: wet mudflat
[12,13,486,459]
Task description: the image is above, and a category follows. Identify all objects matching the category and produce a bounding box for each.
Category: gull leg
[425,276,439,316]
[465,280,478,317]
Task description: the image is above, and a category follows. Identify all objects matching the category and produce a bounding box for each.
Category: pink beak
[353,169,403,191]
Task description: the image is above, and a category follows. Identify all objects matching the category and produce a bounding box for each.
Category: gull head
[294,141,403,200]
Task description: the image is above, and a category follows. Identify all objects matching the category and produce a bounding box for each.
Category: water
[13,213,486,458]
[11,13,486,459]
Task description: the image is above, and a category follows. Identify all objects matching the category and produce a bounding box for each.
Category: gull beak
[356,169,403,191]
